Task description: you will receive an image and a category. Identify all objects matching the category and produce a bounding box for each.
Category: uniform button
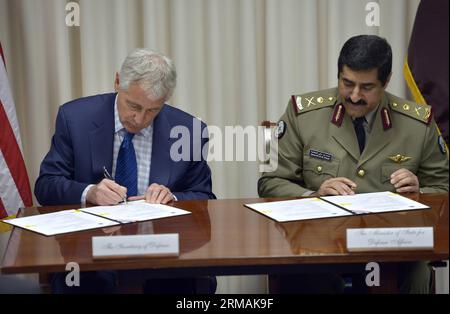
[357,169,365,177]
[316,166,323,173]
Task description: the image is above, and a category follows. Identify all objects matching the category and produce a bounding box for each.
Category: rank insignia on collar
[275,120,287,139]
[389,154,412,163]
[381,108,392,130]
[331,104,345,127]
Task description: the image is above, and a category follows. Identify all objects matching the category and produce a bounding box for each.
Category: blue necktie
[115,132,138,196]
[353,117,366,154]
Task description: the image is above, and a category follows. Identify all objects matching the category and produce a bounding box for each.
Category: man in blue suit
[35,50,214,206]
[35,49,216,293]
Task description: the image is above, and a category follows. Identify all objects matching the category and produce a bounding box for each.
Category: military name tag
[309,149,333,161]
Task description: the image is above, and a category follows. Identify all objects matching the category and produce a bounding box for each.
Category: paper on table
[321,191,429,214]
[245,198,352,222]
[81,200,191,223]
[3,209,120,236]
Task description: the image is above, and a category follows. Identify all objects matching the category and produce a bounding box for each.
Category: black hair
[338,35,392,86]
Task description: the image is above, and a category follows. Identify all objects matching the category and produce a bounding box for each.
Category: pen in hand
[103,166,127,204]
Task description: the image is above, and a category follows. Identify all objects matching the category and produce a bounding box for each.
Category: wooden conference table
[1,193,448,293]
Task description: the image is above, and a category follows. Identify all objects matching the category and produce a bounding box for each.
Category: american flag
[0,42,32,225]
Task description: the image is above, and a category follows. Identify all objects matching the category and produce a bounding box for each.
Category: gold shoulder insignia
[291,88,337,115]
[388,93,432,125]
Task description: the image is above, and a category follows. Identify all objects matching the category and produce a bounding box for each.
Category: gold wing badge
[389,154,412,163]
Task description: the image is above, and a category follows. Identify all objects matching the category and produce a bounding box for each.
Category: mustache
[345,98,367,106]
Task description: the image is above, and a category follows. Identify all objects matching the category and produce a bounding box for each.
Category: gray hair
[119,49,177,102]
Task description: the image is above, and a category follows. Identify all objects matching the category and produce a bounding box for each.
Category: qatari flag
[404,0,449,143]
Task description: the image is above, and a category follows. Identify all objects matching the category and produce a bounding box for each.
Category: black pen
[103,166,127,204]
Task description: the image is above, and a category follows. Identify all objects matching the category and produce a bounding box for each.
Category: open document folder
[245,191,429,222]
[2,200,190,236]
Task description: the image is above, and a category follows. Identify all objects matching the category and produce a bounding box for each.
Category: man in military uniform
[258,35,449,293]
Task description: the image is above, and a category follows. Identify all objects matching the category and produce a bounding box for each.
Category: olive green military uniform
[258,88,449,294]
[259,87,449,197]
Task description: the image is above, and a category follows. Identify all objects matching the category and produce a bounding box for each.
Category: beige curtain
[2,0,436,294]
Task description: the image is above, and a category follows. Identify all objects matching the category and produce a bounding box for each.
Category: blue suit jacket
[35,93,216,205]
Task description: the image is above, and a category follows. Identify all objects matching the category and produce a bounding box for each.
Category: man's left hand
[390,168,419,193]
[128,183,175,204]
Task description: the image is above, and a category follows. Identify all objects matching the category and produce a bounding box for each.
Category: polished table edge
[2,256,449,275]
[1,193,448,275]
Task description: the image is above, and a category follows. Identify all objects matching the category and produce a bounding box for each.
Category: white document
[245,198,352,222]
[347,227,434,251]
[81,200,191,223]
[92,233,179,259]
[4,209,119,236]
[321,191,429,214]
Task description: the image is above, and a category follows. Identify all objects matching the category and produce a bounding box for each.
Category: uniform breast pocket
[381,163,419,184]
[303,156,340,189]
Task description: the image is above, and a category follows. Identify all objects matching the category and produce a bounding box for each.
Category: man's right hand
[86,179,127,205]
[313,177,357,196]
